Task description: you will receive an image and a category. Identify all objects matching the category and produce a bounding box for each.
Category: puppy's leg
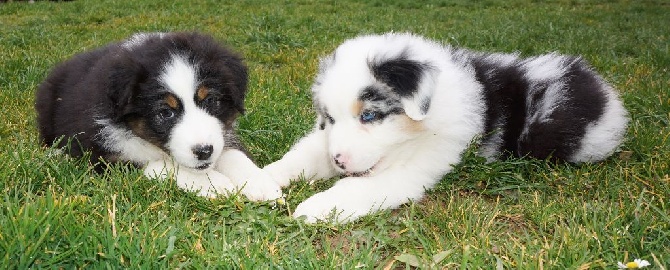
[144,159,236,198]
[263,129,338,187]
[215,149,282,201]
[293,169,437,223]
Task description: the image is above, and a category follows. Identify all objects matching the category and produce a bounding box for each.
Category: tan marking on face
[400,114,426,133]
[165,94,179,109]
[351,100,364,116]
[197,86,209,101]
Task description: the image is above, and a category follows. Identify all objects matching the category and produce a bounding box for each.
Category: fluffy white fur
[264,33,628,223]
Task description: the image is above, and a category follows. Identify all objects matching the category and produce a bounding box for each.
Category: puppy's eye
[203,95,221,107]
[360,111,377,123]
[158,108,176,120]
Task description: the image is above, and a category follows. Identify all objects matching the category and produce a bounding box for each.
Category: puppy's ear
[106,53,145,118]
[225,58,248,114]
[370,56,435,121]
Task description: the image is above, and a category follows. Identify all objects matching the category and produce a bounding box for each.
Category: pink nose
[333,153,348,170]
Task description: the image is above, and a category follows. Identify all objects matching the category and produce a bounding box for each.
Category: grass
[1,0,669,268]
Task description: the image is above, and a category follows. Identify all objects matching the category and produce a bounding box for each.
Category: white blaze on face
[159,55,224,170]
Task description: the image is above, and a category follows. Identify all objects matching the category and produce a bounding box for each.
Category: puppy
[264,33,628,223]
[36,32,281,200]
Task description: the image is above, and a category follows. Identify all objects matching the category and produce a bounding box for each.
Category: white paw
[144,160,172,180]
[293,187,371,224]
[263,162,298,187]
[143,160,237,198]
[235,169,283,201]
[197,170,237,198]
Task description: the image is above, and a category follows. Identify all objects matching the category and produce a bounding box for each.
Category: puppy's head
[107,32,247,170]
[312,33,438,175]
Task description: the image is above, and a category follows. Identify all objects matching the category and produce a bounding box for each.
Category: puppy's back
[35,45,115,147]
[471,52,628,162]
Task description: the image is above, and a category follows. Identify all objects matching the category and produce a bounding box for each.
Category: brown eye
[158,108,175,120]
[203,95,221,108]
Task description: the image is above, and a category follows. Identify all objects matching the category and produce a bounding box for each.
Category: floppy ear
[370,56,435,121]
[105,53,146,119]
[223,57,248,115]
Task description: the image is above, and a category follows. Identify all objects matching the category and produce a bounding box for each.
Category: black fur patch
[516,57,606,160]
[369,53,430,98]
[472,53,608,161]
[470,55,528,158]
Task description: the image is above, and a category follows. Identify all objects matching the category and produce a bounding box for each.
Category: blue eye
[360,111,377,123]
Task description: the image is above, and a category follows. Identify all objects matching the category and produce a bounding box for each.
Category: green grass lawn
[1,0,668,268]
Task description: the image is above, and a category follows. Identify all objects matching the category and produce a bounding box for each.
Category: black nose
[192,144,213,160]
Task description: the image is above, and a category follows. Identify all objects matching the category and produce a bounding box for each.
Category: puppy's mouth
[194,162,212,170]
[344,163,378,177]
[346,168,373,177]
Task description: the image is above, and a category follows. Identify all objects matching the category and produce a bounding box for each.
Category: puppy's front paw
[144,160,172,180]
[263,162,298,187]
[293,188,370,224]
[144,160,237,198]
[236,169,283,201]
[200,171,238,198]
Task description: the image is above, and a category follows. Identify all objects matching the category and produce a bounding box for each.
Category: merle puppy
[264,33,628,223]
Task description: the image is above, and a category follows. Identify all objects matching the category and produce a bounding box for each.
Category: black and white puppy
[36,32,281,200]
[264,33,628,223]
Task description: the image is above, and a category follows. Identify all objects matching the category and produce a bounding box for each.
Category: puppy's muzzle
[333,153,347,170]
[192,144,214,161]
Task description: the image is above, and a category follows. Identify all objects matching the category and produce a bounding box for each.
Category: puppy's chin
[340,161,381,177]
[172,158,215,172]
[193,162,213,171]
[344,168,374,177]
